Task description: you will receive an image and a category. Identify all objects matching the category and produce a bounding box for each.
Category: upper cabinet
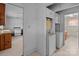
[0,3,5,25]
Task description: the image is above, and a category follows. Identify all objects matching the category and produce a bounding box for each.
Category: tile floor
[1,35,78,56]
[31,35,79,56]
[31,51,41,56]
[0,36,23,56]
[53,35,79,56]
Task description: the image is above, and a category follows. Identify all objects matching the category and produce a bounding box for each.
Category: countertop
[0,30,11,34]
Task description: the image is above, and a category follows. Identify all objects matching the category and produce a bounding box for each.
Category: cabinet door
[0,3,5,25]
[4,33,12,49]
[0,34,5,51]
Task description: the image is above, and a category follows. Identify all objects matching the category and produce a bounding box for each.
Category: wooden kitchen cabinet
[0,33,12,51]
[0,3,5,25]
[4,33,12,49]
[0,34,5,50]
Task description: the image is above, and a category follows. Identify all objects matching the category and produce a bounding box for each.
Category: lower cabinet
[0,34,5,50]
[4,33,12,49]
[0,33,12,51]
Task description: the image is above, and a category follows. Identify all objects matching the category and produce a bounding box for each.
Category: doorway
[53,5,79,55]
[64,13,79,53]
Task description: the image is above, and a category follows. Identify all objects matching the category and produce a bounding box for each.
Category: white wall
[36,5,57,56]
[23,3,54,56]
[46,8,57,56]
[6,4,23,30]
[46,8,55,32]
[13,3,47,56]
[12,3,56,56]
[53,4,79,48]
[36,4,47,56]
[58,4,79,32]
[61,6,79,38]
[49,3,79,34]
[23,4,38,55]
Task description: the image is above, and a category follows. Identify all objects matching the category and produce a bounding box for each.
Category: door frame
[57,6,79,49]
